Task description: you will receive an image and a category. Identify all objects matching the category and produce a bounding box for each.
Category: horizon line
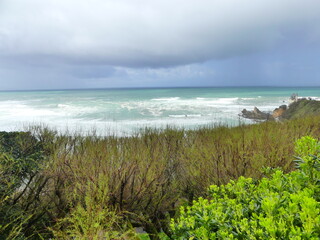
[1,85,320,93]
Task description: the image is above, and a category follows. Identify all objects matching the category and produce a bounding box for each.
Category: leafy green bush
[0,132,47,239]
[171,136,320,239]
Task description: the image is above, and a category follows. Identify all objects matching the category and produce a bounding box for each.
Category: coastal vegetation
[171,136,320,239]
[281,99,320,120]
[0,114,320,239]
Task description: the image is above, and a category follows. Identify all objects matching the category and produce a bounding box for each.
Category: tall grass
[1,115,320,239]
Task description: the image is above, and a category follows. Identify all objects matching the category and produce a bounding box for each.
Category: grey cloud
[1,0,320,67]
[69,65,116,79]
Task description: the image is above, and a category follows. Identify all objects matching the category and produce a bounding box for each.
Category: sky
[0,0,320,90]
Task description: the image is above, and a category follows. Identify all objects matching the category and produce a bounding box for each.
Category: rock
[241,107,272,120]
[290,93,299,103]
[240,97,320,122]
[272,105,287,118]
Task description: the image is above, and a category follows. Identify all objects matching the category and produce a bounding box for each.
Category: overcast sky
[0,0,320,90]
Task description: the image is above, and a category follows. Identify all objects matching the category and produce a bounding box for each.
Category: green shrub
[52,174,136,240]
[0,132,47,239]
[171,136,320,239]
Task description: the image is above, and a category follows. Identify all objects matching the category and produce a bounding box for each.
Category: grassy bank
[282,99,320,119]
[1,115,320,239]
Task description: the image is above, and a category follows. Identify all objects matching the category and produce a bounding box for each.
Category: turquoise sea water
[0,87,319,135]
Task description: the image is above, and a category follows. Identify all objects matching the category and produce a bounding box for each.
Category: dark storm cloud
[0,0,320,89]
[1,0,320,67]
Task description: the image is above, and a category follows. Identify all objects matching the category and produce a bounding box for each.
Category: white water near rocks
[0,87,319,136]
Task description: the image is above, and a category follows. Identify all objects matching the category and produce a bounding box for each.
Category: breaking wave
[0,87,317,135]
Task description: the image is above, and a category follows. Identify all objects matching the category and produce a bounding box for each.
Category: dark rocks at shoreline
[241,98,320,121]
[272,105,287,118]
[241,107,273,120]
[241,105,288,121]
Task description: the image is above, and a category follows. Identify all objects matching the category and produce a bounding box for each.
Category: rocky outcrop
[241,107,272,120]
[241,98,320,121]
[272,105,287,118]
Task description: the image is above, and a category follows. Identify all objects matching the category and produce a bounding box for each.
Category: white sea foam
[151,97,180,101]
[194,97,239,105]
[240,97,255,100]
[169,114,202,118]
[0,101,60,118]
[300,96,320,101]
[1,88,317,136]
[169,115,186,118]
[0,97,271,135]
[57,103,99,113]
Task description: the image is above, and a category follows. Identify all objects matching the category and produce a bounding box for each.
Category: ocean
[0,87,319,135]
